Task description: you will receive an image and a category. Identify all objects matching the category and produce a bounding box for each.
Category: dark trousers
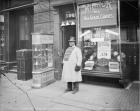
[67,82,79,91]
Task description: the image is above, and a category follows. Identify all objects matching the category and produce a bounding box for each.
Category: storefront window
[78,0,123,73]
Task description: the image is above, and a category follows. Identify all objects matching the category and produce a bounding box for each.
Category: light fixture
[65,21,70,26]
[71,21,75,25]
[80,30,91,38]
[61,21,65,26]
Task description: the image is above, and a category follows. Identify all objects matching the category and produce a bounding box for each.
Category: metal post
[118,0,122,75]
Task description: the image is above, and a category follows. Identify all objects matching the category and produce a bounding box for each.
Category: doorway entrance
[9,7,33,62]
[62,25,76,56]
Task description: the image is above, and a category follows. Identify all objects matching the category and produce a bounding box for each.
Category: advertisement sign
[32,33,53,44]
[79,1,117,28]
[109,62,119,72]
[97,41,111,59]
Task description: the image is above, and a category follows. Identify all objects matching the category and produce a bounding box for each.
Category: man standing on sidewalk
[62,36,82,94]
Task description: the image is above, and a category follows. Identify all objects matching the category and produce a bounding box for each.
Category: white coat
[61,46,82,82]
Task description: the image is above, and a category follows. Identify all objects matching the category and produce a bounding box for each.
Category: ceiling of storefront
[120,0,138,24]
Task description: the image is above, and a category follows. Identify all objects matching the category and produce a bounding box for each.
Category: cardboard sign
[97,41,111,59]
[109,62,119,72]
[32,33,53,44]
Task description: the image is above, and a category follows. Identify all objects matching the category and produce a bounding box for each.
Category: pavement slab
[0,73,140,111]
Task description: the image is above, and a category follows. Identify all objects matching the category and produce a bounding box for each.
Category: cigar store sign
[79,1,117,28]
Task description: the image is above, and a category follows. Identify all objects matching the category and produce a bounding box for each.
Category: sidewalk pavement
[0,73,140,111]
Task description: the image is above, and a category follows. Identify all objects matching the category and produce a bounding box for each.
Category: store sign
[65,11,76,20]
[61,10,76,26]
[79,1,117,28]
[92,28,119,41]
[32,33,53,44]
[109,62,119,72]
[97,41,111,59]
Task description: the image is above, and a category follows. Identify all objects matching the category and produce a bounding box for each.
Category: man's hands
[75,65,81,72]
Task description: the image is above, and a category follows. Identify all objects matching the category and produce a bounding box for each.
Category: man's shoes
[72,89,78,94]
[64,89,72,93]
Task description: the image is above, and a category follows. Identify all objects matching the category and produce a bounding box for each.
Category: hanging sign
[79,1,117,28]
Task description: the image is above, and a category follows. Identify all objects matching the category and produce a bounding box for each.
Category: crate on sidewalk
[17,59,32,80]
[32,68,55,88]
[16,49,32,80]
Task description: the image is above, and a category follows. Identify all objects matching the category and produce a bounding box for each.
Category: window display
[78,0,127,76]
[82,27,123,73]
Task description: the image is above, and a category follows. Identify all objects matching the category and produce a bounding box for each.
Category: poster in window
[109,62,119,72]
[97,41,111,59]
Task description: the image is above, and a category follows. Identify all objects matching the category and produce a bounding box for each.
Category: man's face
[69,41,75,47]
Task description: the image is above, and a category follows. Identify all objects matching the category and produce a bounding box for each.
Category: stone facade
[0,0,140,80]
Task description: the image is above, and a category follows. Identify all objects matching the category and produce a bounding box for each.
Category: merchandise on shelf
[81,27,124,73]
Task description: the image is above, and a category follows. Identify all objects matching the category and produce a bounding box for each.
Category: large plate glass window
[78,0,123,73]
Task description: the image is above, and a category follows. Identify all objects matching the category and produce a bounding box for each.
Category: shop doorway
[62,25,76,55]
[7,7,33,70]
[120,0,139,81]
[9,7,33,62]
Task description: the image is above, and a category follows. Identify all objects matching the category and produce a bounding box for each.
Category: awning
[0,2,37,13]
[51,0,74,7]
[77,0,99,5]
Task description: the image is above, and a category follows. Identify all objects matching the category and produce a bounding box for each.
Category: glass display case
[32,44,53,71]
[32,33,55,88]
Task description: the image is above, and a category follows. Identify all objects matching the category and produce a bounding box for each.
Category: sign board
[97,41,111,59]
[32,33,53,44]
[79,1,117,28]
[109,62,119,72]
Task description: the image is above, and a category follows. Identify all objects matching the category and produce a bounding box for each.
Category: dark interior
[120,0,138,25]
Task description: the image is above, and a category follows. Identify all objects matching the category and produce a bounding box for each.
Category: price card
[109,62,119,72]
[97,41,111,59]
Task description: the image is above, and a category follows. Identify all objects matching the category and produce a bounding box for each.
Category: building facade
[0,0,140,82]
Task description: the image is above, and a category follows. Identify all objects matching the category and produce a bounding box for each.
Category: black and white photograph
[0,0,140,111]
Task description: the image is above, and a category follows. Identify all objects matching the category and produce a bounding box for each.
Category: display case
[32,33,55,88]
[78,0,129,84]
[32,44,53,71]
